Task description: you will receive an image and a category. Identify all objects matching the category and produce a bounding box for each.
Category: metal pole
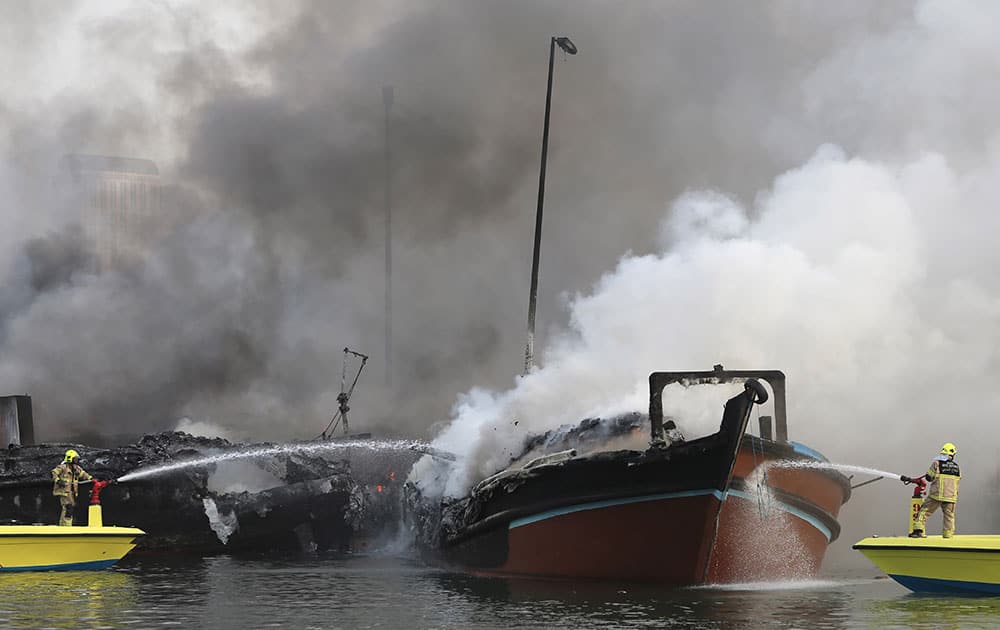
[383,86,394,387]
[524,38,556,375]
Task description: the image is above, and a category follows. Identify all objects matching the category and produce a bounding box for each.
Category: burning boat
[404,366,850,584]
[0,432,367,553]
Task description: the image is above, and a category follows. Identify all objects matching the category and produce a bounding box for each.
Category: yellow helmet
[64,449,79,463]
[940,442,956,456]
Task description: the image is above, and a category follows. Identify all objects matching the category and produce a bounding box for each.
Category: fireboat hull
[854,535,1000,594]
[0,525,143,572]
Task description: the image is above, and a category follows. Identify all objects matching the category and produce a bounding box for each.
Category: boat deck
[854,535,1000,552]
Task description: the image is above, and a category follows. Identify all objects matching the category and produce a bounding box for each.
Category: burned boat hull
[0,433,364,553]
[423,375,765,583]
[708,438,850,582]
[410,367,851,584]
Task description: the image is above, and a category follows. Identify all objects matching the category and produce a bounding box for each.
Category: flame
[376,484,383,493]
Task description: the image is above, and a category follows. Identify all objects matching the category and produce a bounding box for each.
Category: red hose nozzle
[89,479,116,505]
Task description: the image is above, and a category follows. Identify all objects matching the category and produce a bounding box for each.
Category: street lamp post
[383,85,393,387]
[524,36,577,375]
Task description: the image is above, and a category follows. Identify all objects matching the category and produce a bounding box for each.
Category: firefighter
[52,449,93,526]
[901,442,960,538]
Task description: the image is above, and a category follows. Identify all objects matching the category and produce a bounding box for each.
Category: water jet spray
[770,460,902,481]
[116,438,428,483]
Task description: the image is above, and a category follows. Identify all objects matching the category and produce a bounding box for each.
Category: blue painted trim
[509,489,726,530]
[787,441,828,462]
[727,489,833,542]
[0,559,118,572]
[889,574,1000,594]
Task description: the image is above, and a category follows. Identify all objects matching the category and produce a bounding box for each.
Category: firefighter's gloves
[900,475,912,484]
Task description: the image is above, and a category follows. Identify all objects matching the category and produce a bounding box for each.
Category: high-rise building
[58,154,161,271]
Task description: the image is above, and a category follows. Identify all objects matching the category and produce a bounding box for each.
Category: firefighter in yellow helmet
[901,442,960,538]
[51,449,93,526]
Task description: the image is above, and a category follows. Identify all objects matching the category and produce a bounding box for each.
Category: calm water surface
[1,554,999,629]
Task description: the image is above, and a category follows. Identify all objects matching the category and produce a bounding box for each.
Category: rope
[750,408,772,518]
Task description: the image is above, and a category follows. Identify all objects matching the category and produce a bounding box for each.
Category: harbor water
[2,554,999,629]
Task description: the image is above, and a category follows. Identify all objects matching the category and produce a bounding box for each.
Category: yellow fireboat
[0,480,143,572]
[854,535,1000,594]
[854,475,1000,594]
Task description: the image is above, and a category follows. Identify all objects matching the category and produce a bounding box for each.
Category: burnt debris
[0,431,417,554]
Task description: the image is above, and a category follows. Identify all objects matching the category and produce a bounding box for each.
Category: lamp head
[555,37,577,55]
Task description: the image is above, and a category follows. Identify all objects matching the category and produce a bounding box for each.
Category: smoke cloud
[3,0,999,567]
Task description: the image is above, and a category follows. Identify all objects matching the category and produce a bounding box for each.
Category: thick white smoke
[415,144,1000,561]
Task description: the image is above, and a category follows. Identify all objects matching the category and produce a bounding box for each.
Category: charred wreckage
[0,421,417,554]
[0,349,420,554]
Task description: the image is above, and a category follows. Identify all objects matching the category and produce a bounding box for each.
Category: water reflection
[0,569,137,628]
[867,592,1000,630]
[429,572,857,629]
[1,555,999,629]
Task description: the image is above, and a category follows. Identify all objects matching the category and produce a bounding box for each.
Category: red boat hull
[448,440,850,584]
[708,440,850,583]
[487,492,723,582]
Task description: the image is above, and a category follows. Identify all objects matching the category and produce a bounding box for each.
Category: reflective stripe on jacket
[926,458,960,503]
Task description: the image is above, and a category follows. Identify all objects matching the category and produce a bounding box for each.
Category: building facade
[58,154,161,271]
[0,395,34,447]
